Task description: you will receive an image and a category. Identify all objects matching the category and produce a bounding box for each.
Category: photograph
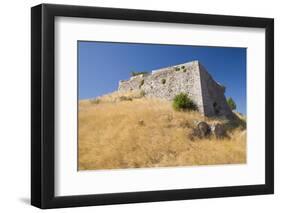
[30,3,274,209]
[78,41,247,171]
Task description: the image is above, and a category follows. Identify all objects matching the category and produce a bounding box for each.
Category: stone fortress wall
[118,60,234,119]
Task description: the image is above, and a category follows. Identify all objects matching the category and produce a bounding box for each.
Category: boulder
[196,121,211,138]
[188,121,229,141]
[213,123,227,139]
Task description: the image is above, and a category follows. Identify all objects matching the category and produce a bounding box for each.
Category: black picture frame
[31,3,274,209]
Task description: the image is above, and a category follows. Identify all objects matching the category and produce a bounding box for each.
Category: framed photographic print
[31,3,274,209]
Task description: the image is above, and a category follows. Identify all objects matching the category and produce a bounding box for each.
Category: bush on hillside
[172,93,197,111]
[227,97,237,110]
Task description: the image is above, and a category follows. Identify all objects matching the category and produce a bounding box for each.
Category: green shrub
[161,79,166,84]
[172,93,197,111]
[224,117,246,131]
[227,97,236,110]
[139,79,144,88]
[181,66,185,69]
[183,69,187,72]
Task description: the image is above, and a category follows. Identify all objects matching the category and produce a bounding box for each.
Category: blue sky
[78,41,246,114]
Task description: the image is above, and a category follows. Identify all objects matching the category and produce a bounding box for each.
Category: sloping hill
[78,91,246,170]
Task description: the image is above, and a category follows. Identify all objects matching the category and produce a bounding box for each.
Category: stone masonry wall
[118,60,234,118]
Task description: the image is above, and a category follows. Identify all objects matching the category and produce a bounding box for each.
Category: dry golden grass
[78,91,246,170]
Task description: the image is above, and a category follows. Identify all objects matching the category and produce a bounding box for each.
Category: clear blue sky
[78,41,246,114]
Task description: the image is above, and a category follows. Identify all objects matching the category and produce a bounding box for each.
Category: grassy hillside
[78,91,246,170]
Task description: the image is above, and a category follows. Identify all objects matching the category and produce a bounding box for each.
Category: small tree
[172,93,197,111]
[227,97,236,110]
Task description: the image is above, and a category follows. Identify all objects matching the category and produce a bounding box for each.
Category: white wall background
[0,0,279,212]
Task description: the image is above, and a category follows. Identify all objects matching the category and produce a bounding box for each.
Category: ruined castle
[118,60,234,119]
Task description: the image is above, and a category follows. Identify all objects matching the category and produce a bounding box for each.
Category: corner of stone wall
[192,61,205,115]
[198,62,235,119]
[198,63,215,117]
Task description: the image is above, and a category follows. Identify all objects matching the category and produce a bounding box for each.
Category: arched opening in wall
[213,102,220,115]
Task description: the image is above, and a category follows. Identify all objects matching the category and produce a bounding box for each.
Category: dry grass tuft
[78,91,246,170]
